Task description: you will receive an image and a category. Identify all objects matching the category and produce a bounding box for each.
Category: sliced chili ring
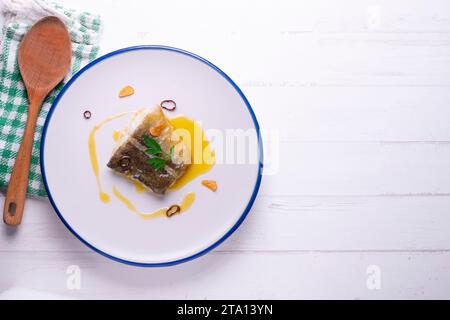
[83,110,92,119]
[160,99,176,111]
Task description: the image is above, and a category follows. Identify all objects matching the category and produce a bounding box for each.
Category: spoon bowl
[18,16,71,93]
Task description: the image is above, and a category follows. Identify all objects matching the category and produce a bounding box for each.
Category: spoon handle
[3,98,43,225]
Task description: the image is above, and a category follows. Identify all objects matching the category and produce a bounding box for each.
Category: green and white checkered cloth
[0,0,102,197]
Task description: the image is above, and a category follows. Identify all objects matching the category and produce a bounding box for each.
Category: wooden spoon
[3,16,71,225]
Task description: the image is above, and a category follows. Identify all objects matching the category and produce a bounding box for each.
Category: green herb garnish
[143,134,166,170]
[143,134,162,155]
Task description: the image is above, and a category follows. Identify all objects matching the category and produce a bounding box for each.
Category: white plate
[41,46,263,266]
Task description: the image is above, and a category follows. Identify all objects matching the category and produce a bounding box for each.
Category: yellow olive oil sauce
[133,180,146,193]
[168,115,215,190]
[88,109,212,219]
[112,186,195,219]
[88,112,129,202]
[112,130,122,141]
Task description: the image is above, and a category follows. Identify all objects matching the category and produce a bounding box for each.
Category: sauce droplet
[113,130,122,141]
[99,191,110,203]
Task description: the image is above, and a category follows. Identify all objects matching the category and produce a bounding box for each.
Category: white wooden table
[2,0,450,299]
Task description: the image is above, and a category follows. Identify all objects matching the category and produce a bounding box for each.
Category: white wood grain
[1,0,450,299]
[263,142,450,195]
[2,251,450,299]
[252,87,450,142]
[2,195,450,253]
[89,0,450,87]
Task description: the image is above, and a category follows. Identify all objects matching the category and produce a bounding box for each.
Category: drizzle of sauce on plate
[88,112,129,202]
[88,109,211,218]
[180,191,195,211]
[168,115,215,190]
[112,186,195,219]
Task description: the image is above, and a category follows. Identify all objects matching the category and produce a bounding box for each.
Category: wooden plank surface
[2,195,450,253]
[2,251,450,299]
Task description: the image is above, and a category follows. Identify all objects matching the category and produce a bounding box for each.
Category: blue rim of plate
[40,45,263,267]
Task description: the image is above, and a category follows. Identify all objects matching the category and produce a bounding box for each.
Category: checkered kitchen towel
[0,0,102,197]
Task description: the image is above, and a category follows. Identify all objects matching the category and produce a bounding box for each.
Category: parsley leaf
[143,134,162,155]
[147,157,166,170]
